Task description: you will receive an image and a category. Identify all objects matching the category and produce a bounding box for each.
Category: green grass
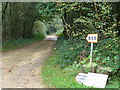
[42,52,119,88]
[42,53,90,88]
[106,76,119,88]
[42,37,119,88]
[41,37,91,88]
[2,34,45,52]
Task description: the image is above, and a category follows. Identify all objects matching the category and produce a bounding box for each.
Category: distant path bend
[2,34,57,88]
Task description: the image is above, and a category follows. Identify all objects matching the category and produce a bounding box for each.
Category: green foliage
[42,37,119,88]
[32,33,45,41]
[2,39,31,51]
[32,20,47,38]
[73,3,118,39]
[53,36,120,75]
[3,2,119,40]
[106,75,119,88]
[2,2,39,40]
[2,34,45,52]
[42,53,89,88]
[97,66,113,75]
[37,2,57,21]
[55,37,89,68]
[64,61,81,71]
[56,30,64,37]
[93,37,120,74]
[38,2,119,88]
[42,2,118,38]
[83,63,97,73]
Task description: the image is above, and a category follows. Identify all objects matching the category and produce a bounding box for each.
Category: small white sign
[76,73,87,84]
[86,34,98,43]
[83,72,108,88]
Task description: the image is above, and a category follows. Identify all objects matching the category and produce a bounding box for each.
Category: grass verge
[42,51,119,88]
[2,34,45,52]
[42,37,119,88]
[42,53,90,88]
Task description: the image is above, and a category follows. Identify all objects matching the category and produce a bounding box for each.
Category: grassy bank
[42,37,119,88]
[42,53,90,88]
[2,34,45,52]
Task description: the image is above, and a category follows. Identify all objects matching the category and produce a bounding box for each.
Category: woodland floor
[2,34,57,88]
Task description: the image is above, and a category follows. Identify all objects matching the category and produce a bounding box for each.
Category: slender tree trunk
[9,3,14,39]
[61,9,70,39]
[23,3,31,38]
[2,2,8,19]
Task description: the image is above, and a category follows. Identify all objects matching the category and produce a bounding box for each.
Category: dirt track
[2,35,57,88]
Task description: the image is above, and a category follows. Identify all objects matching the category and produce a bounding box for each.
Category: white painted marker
[86,34,98,63]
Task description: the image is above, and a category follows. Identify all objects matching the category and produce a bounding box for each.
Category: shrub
[55,36,120,75]
[32,20,47,37]
[56,30,64,37]
[93,37,120,74]
[82,63,97,73]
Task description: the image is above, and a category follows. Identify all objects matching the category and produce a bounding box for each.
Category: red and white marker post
[86,34,98,63]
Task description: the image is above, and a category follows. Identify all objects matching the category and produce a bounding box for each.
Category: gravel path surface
[2,35,57,88]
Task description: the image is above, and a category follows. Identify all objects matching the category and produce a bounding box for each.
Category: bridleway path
[2,34,57,88]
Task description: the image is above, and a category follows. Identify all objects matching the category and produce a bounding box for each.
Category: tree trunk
[2,2,8,19]
[62,9,70,39]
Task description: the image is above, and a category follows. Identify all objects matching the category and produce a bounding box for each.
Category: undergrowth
[2,34,45,52]
[42,36,119,88]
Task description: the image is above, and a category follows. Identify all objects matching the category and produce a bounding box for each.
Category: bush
[32,20,47,37]
[55,37,89,68]
[82,63,97,73]
[55,36,120,75]
[2,38,32,51]
[97,66,113,75]
[56,30,64,37]
[2,33,45,52]
[42,36,119,88]
[93,37,120,74]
